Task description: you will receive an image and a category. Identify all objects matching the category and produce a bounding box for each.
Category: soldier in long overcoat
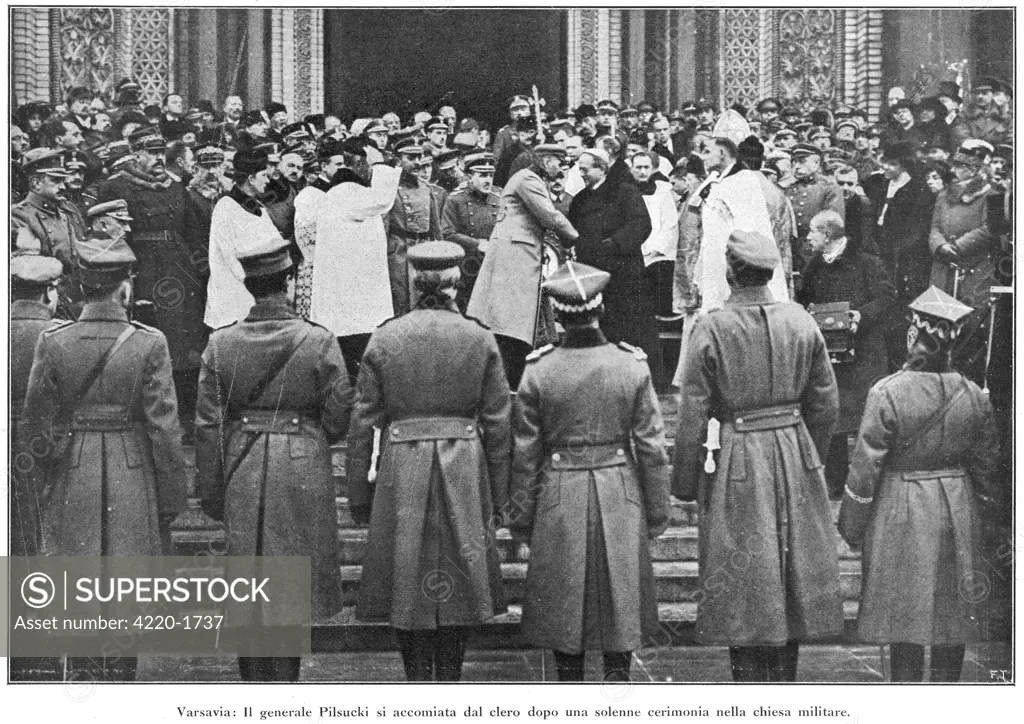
[673,230,842,681]
[511,261,670,682]
[927,143,998,308]
[194,237,352,681]
[467,145,579,388]
[10,255,64,556]
[20,237,188,682]
[839,287,1001,682]
[348,242,512,682]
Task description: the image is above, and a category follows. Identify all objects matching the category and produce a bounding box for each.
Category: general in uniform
[385,137,444,316]
[440,152,501,311]
[195,237,353,681]
[98,126,207,430]
[673,230,842,682]
[12,149,83,319]
[20,236,188,682]
[467,145,579,388]
[511,262,670,682]
[784,143,845,275]
[838,288,1002,682]
[348,242,512,682]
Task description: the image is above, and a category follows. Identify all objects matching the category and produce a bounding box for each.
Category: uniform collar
[245,298,298,322]
[11,299,54,320]
[78,299,130,322]
[560,326,608,348]
[726,285,776,306]
[25,191,61,214]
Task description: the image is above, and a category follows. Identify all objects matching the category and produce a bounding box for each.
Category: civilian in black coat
[567,148,661,383]
[796,209,895,498]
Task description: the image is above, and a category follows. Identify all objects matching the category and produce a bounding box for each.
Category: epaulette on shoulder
[42,319,75,335]
[617,340,648,361]
[302,318,331,333]
[462,313,491,331]
[525,344,555,363]
[872,370,905,391]
[130,320,162,334]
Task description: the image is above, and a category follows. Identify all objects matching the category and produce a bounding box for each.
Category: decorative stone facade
[10,8,975,125]
[12,7,173,106]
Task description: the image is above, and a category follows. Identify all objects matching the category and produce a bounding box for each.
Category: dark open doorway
[324,9,565,134]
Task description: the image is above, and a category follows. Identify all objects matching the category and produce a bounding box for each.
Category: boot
[434,627,468,682]
[396,629,435,681]
[729,646,768,682]
[553,651,585,682]
[890,643,925,682]
[602,651,632,682]
[929,644,965,682]
[766,640,799,682]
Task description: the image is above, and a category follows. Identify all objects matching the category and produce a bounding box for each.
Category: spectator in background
[796,210,894,498]
[631,151,679,319]
[834,164,878,256]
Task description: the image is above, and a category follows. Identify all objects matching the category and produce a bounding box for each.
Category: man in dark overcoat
[194,237,352,681]
[567,147,660,382]
[673,229,842,682]
[97,125,207,432]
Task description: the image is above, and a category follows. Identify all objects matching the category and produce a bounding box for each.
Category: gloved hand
[647,520,668,540]
[350,504,372,527]
[936,243,960,263]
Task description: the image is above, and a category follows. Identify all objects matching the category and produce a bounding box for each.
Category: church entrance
[324,9,565,133]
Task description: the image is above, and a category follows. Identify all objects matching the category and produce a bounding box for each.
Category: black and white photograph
[3,1,1018,717]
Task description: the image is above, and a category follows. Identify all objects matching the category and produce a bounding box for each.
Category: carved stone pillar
[270,8,324,119]
[11,8,51,104]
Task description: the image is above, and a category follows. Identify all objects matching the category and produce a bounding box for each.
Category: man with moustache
[385,137,445,316]
[784,143,845,275]
[441,152,501,311]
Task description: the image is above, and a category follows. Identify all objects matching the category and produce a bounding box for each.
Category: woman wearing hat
[348,241,511,681]
[839,286,1001,681]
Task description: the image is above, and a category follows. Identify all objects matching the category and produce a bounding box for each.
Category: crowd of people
[9,69,1013,684]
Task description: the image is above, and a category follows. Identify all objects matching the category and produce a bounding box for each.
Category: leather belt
[388,416,478,442]
[900,468,966,481]
[70,404,139,431]
[234,409,312,434]
[548,441,631,470]
[406,231,432,241]
[725,403,802,431]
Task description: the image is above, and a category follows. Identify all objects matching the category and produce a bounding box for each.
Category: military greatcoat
[839,371,1001,644]
[348,301,512,630]
[20,300,188,556]
[511,328,670,654]
[468,167,578,345]
[674,286,842,646]
[98,164,207,372]
[10,300,60,556]
[195,300,352,623]
[927,181,997,308]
